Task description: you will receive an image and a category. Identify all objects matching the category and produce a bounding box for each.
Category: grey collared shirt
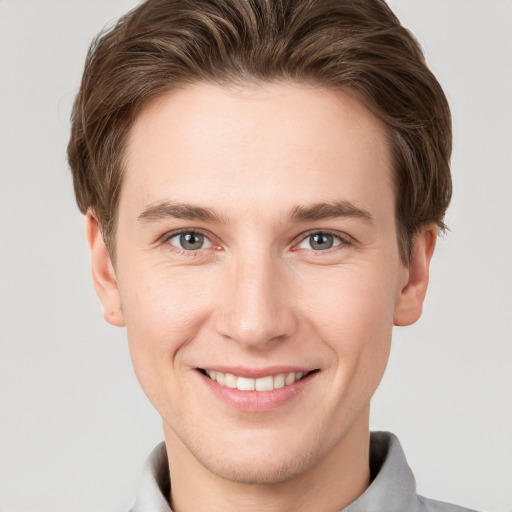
[129,432,477,512]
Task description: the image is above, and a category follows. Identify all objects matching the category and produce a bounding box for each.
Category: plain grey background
[1,1,511,511]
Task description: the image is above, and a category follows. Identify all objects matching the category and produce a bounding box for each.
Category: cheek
[300,263,397,380]
[304,261,397,331]
[120,261,210,332]
[117,264,215,382]
[116,264,220,423]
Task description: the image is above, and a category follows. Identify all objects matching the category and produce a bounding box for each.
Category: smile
[202,369,314,391]
[197,367,320,411]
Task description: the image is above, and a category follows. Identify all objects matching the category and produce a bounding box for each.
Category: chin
[197,446,316,485]
[178,423,330,485]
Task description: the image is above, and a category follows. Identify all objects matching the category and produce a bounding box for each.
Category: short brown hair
[68,0,452,263]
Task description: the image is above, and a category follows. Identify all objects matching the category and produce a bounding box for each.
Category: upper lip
[198,366,318,378]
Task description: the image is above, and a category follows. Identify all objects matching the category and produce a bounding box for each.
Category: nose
[214,252,298,349]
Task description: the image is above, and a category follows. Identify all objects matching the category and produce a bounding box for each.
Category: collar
[129,431,473,512]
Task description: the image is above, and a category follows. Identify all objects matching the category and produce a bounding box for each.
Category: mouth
[198,368,319,391]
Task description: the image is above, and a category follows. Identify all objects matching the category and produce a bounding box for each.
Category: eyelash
[161,228,353,255]
[162,229,217,256]
[293,229,353,253]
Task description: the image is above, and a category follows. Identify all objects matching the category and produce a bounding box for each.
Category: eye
[167,231,212,251]
[297,232,345,251]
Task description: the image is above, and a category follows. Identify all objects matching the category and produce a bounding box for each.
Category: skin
[87,82,436,512]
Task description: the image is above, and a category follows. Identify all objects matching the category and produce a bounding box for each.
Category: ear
[85,211,125,327]
[393,225,437,326]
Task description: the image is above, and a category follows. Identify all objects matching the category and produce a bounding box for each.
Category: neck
[163,409,371,512]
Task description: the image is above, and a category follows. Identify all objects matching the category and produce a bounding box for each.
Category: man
[67,0,476,510]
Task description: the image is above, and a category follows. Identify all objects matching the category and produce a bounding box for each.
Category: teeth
[285,372,296,385]
[224,373,237,389]
[273,374,285,389]
[237,376,255,391]
[255,376,273,391]
[204,370,308,391]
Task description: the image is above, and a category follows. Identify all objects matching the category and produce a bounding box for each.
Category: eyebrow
[138,201,227,223]
[138,199,374,225]
[288,200,374,224]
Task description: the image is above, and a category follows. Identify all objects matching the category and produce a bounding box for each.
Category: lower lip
[197,371,317,412]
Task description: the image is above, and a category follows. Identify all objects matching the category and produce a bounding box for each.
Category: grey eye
[298,232,342,251]
[309,233,334,250]
[169,232,211,250]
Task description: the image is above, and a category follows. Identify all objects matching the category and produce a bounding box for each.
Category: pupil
[311,233,333,250]
[180,233,203,250]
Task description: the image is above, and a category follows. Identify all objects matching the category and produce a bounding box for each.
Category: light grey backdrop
[1,1,510,511]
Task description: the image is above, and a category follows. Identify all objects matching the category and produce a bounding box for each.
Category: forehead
[121,82,393,224]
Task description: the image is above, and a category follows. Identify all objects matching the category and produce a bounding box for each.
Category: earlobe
[393,225,437,327]
[85,211,125,327]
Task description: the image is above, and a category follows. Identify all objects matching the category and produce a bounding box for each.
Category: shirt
[129,431,477,512]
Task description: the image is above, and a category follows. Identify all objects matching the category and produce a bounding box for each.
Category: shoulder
[417,495,479,512]
[364,432,480,512]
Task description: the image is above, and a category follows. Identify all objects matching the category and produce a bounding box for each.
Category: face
[88,82,434,485]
